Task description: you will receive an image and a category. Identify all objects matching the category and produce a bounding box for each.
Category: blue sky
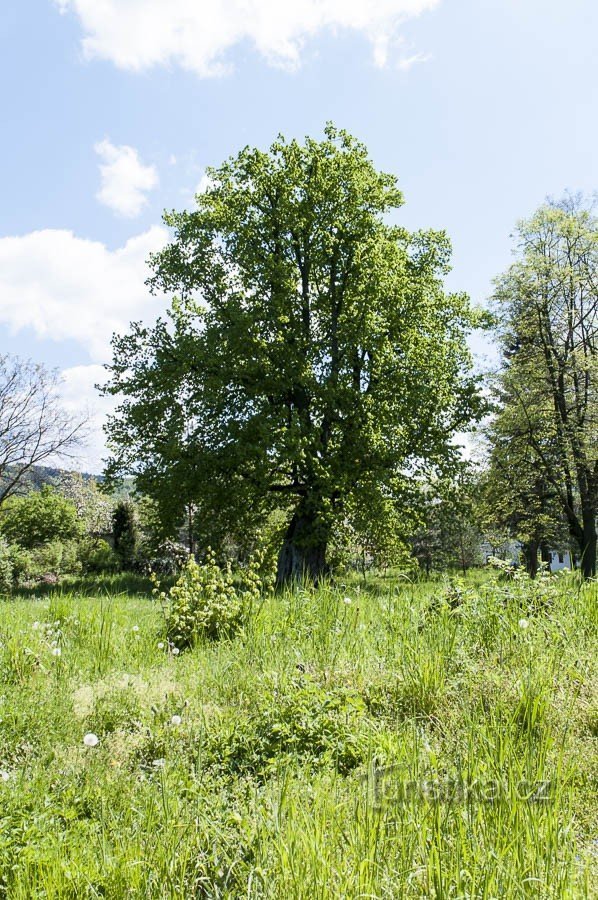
[1,0,596,470]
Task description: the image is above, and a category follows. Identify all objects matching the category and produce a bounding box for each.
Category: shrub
[0,538,14,593]
[159,549,263,648]
[28,539,81,580]
[207,679,371,777]
[78,538,119,574]
[140,538,189,576]
[0,485,82,548]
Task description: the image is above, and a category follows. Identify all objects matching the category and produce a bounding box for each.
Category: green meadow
[0,571,596,898]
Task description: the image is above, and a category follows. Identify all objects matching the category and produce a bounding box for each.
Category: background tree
[112,500,139,571]
[104,126,485,585]
[479,415,569,577]
[491,196,598,577]
[57,472,114,541]
[0,355,87,505]
[411,469,483,575]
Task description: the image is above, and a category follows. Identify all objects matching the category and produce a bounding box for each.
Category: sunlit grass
[0,571,596,897]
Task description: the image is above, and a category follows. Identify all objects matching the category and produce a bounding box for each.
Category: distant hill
[0,465,135,498]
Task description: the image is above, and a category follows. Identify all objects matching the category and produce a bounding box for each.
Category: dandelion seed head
[132,625,140,632]
[171,647,180,656]
[0,770,10,782]
[83,732,100,748]
[518,618,529,630]
[157,642,165,650]
[343,597,352,605]
[52,647,61,657]
[170,715,182,726]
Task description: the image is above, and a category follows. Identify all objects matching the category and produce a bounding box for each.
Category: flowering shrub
[158,548,264,648]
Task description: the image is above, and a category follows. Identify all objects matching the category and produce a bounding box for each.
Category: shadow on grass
[9,572,171,601]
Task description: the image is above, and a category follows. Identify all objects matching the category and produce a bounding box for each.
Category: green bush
[0,485,82,548]
[0,538,14,592]
[29,539,81,579]
[78,538,119,574]
[159,549,263,648]
[208,679,371,777]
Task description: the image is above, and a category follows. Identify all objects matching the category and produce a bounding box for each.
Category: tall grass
[0,572,595,897]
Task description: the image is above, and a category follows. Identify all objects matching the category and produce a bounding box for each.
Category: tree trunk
[580,507,597,579]
[540,543,551,567]
[522,540,539,578]
[276,507,329,587]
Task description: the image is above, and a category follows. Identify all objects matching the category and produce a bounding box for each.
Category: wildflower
[0,770,9,782]
[83,733,100,747]
[343,597,352,605]
[52,647,61,657]
[171,647,180,656]
[518,618,530,630]
[157,642,165,650]
[170,715,182,726]
[132,625,139,633]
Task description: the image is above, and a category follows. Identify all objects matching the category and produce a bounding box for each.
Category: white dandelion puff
[83,733,100,747]
[170,715,182,726]
[518,618,529,630]
[52,647,61,657]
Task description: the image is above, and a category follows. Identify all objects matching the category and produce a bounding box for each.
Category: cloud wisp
[95,139,159,218]
[0,226,168,361]
[56,0,440,76]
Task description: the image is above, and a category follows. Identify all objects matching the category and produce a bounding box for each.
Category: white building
[480,540,575,572]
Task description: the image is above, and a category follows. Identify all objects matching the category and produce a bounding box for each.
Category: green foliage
[104,125,485,582]
[0,537,13,592]
[160,549,263,647]
[29,538,81,578]
[0,485,81,549]
[78,537,120,574]
[213,678,371,777]
[489,195,598,577]
[112,499,139,570]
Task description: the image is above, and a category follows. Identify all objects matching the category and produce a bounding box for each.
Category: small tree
[0,356,87,505]
[0,485,81,548]
[57,472,114,540]
[112,500,139,570]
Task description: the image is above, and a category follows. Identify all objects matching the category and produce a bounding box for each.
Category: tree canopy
[490,196,598,577]
[104,126,485,583]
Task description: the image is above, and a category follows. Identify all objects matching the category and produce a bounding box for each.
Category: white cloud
[0,226,168,362]
[95,139,159,217]
[55,0,440,76]
[59,365,115,473]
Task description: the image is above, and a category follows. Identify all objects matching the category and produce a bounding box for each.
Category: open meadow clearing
[0,571,596,898]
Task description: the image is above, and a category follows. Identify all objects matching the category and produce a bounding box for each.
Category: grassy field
[0,570,596,898]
